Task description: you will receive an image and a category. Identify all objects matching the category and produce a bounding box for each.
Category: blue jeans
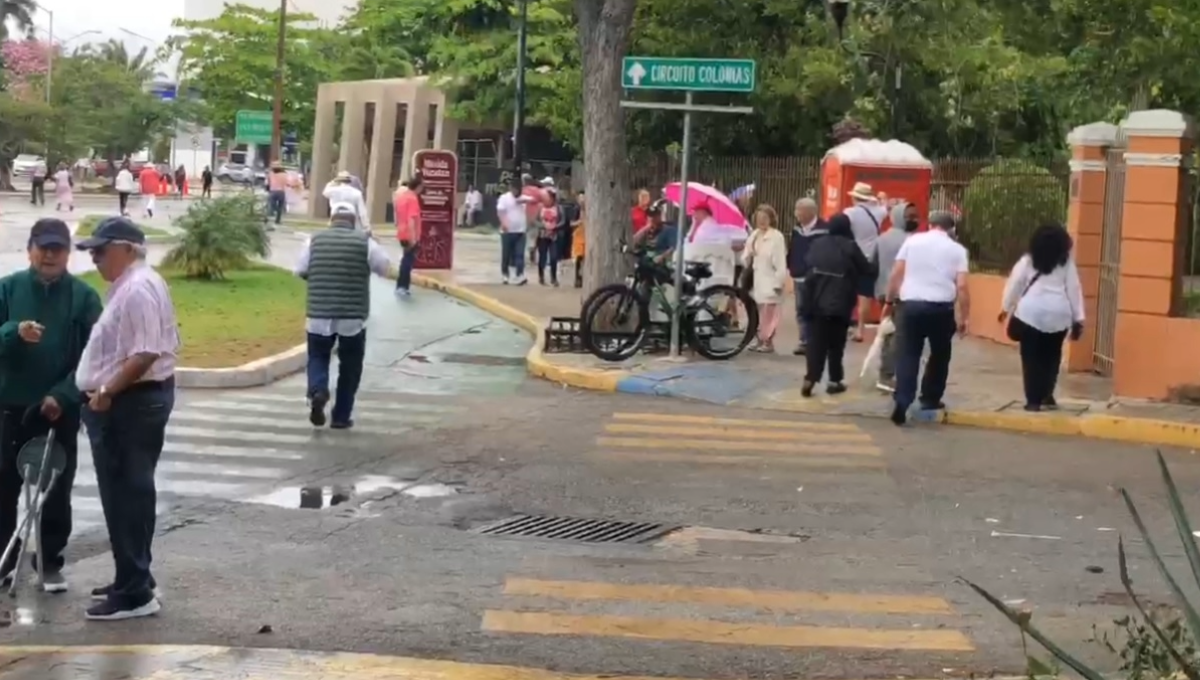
[894,301,957,410]
[83,378,175,607]
[397,242,419,291]
[500,232,527,279]
[536,236,559,283]
[307,330,367,424]
[793,278,810,346]
[268,190,286,224]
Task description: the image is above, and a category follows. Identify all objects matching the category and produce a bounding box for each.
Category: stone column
[433,106,459,151]
[1113,109,1195,397]
[398,95,432,183]
[307,86,337,219]
[339,98,367,178]
[1063,122,1118,373]
[366,95,399,226]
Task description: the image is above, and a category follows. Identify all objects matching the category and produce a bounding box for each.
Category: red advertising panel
[413,149,458,270]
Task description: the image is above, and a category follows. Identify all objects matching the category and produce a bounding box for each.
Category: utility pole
[271,0,287,163]
[44,8,53,104]
[511,0,528,174]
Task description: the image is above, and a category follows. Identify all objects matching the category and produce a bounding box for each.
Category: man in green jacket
[0,218,102,593]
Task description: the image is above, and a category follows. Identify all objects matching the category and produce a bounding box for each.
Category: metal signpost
[235,110,274,146]
[620,56,756,357]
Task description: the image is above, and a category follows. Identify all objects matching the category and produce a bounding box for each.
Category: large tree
[0,0,34,41]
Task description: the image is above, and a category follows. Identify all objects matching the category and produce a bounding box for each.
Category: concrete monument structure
[308,77,460,225]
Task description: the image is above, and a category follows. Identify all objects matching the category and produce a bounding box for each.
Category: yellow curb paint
[482,610,975,651]
[603,423,874,442]
[502,578,955,615]
[596,450,887,468]
[611,412,861,431]
[597,436,881,456]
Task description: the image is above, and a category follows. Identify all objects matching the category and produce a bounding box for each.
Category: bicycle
[579,243,758,361]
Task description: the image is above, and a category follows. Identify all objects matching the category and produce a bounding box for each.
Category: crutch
[0,406,67,596]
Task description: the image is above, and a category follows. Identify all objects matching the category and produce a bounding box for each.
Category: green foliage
[163,194,270,280]
[960,159,1066,270]
[1094,615,1200,680]
[964,451,1200,680]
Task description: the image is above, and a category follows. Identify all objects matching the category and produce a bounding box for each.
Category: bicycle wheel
[580,284,650,361]
[685,284,758,360]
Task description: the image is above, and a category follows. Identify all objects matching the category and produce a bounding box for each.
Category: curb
[410,274,1200,450]
[176,343,307,389]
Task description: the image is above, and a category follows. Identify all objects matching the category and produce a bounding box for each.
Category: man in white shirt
[461,185,483,227]
[885,211,969,425]
[495,179,532,284]
[322,171,371,231]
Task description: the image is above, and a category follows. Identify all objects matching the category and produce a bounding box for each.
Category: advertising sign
[412,150,458,270]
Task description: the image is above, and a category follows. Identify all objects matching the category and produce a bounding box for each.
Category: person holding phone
[0,218,103,594]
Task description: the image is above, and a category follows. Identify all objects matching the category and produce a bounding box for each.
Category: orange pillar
[1063,122,1118,373]
[1113,109,1194,398]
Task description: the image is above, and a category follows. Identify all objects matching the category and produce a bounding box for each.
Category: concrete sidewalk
[411,236,1200,449]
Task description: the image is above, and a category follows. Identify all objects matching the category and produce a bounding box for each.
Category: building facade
[182,0,350,26]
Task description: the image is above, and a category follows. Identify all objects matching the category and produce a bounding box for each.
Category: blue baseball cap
[75,216,146,250]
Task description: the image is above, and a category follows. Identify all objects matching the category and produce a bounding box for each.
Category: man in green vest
[294,203,394,429]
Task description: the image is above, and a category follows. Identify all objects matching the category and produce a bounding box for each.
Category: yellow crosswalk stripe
[503,578,954,614]
[611,412,861,431]
[482,610,975,651]
[597,436,881,456]
[597,451,886,468]
[604,423,874,442]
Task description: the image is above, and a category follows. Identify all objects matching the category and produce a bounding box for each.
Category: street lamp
[512,0,528,174]
[827,0,849,40]
[826,0,902,138]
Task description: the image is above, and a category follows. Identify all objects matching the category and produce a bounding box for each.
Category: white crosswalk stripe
[58,388,461,535]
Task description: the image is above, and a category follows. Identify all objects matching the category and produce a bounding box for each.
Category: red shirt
[632,206,650,233]
[139,167,159,195]
[394,188,422,242]
[522,186,547,221]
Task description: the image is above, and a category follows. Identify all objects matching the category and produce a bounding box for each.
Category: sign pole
[669,92,694,358]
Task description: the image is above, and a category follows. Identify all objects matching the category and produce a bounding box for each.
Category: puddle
[248,476,458,508]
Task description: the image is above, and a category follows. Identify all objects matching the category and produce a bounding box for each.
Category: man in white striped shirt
[75,217,179,622]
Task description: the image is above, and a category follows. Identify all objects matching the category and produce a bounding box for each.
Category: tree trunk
[574,0,637,297]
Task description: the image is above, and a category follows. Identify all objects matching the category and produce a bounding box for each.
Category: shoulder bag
[1004,272,1042,342]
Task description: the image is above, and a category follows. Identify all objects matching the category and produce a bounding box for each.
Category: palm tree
[0,0,36,41]
[94,39,161,82]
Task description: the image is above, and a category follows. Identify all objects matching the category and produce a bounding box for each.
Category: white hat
[541,176,555,188]
[335,170,352,181]
[849,182,877,202]
[330,202,356,217]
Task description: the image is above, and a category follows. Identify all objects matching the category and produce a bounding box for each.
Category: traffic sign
[235,110,273,145]
[621,57,756,93]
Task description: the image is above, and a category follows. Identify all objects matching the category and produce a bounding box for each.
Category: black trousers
[30,180,44,205]
[82,379,174,606]
[118,192,131,213]
[1013,318,1067,406]
[0,406,79,575]
[805,315,851,384]
[894,301,957,409]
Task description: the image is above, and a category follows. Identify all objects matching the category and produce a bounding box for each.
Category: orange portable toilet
[820,139,933,322]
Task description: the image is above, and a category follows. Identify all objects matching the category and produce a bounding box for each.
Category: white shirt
[896,230,969,303]
[294,234,393,337]
[1002,254,1085,334]
[464,190,483,211]
[114,170,136,193]
[846,203,888,260]
[323,182,371,230]
[496,192,529,234]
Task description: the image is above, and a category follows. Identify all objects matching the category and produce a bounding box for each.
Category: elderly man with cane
[0,218,102,593]
[75,217,180,621]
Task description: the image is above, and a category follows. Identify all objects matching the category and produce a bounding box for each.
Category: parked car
[12,154,45,179]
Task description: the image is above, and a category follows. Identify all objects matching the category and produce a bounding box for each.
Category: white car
[12,154,45,179]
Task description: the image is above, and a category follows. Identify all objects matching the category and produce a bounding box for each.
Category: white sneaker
[502,275,510,285]
[515,275,528,286]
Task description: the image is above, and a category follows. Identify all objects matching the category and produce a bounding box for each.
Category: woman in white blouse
[742,205,788,352]
[997,223,1085,412]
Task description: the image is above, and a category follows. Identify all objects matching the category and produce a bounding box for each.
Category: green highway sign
[621,57,756,93]
[235,110,273,144]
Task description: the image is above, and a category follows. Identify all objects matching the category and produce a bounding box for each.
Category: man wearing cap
[75,217,180,621]
[0,219,102,594]
[295,203,394,429]
[323,170,371,231]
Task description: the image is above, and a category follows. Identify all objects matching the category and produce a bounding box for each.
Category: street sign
[235,110,273,145]
[412,149,458,270]
[621,57,756,93]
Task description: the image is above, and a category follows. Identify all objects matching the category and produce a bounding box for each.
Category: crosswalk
[593,411,885,469]
[65,388,461,534]
[483,575,974,652]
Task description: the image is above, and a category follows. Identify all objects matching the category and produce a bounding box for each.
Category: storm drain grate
[476,514,678,545]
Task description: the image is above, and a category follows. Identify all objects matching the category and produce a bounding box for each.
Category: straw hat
[335,170,352,182]
[849,182,877,202]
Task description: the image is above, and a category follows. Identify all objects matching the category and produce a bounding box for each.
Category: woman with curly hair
[998,222,1085,412]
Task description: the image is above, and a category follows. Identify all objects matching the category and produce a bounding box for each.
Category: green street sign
[235,110,273,144]
[621,57,756,93]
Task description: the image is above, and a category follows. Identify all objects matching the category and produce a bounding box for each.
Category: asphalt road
[0,373,1192,680]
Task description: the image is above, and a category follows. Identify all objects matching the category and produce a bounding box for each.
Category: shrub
[163,193,269,280]
[960,159,1067,272]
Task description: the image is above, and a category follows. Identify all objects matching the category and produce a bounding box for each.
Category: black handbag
[1005,272,1041,341]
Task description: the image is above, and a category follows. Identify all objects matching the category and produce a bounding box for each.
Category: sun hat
[849,182,877,202]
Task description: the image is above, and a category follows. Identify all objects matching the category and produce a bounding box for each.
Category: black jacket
[801,233,875,319]
[787,219,829,279]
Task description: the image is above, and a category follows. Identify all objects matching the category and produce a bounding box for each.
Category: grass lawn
[77,215,168,237]
[79,264,306,368]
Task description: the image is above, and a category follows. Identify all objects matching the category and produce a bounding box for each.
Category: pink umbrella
[662,182,746,227]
